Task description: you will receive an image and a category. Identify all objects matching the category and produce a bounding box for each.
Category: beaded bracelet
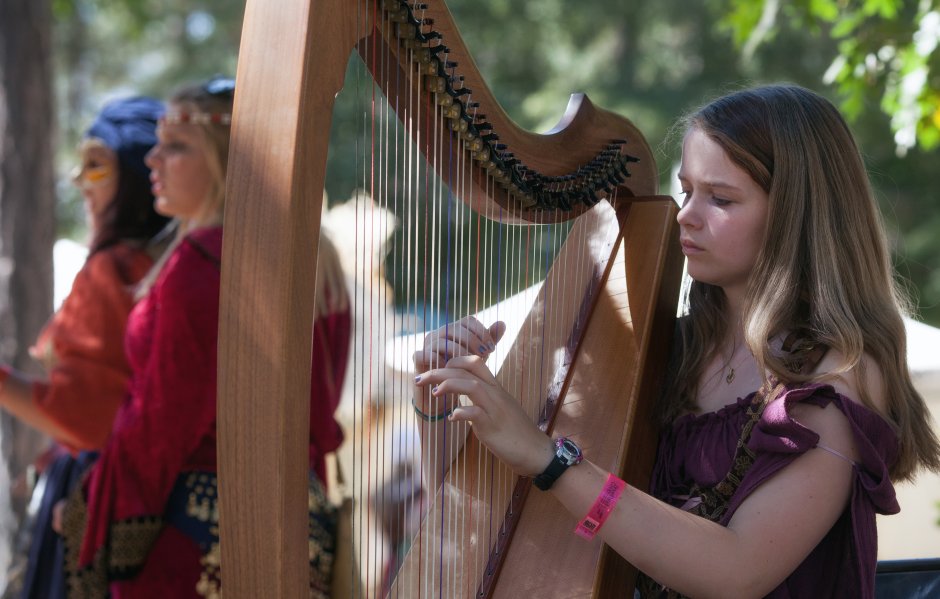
[411,396,455,422]
[574,473,626,540]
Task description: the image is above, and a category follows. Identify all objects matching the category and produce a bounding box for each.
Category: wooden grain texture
[389,200,626,597]
[217,0,358,596]
[383,198,681,599]
[594,199,684,596]
[491,199,681,598]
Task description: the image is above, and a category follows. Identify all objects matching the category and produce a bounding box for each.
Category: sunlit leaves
[52,0,940,325]
[718,0,940,153]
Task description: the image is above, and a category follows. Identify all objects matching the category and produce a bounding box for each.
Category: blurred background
[24,0,940,322]
[1,0,938,594]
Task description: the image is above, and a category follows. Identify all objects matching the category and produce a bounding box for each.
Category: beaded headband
[161,112,232,126]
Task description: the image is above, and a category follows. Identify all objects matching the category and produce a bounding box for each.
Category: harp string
[352,0,364,595]
[380,8,393,587]
[390,15,407,598]
[382,2,394,592]
[340,3,613,596]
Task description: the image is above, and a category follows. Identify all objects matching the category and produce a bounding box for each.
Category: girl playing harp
[414,84,940,598]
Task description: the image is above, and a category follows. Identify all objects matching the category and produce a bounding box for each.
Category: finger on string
[444,354,498,384]
[457,316,497,351]
[426,336,473,360]
[414,360,496,393]
[413,349,447,372]
[441,318,493,357]
[456,316,505,353]
[488,321,507,346]
[425,393,459,414]
[430,377,495,410]
[418,342,458,368]
[450,404,485,424]
[415,365,481,388]
[413,350,430,369]
[424,327,484,360]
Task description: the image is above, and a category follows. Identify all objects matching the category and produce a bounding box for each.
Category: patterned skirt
[63,470,337,598]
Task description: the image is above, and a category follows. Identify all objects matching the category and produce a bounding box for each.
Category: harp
[217,0,684,597]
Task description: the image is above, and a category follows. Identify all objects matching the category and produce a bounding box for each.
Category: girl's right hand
[412,316,505,372]
[412,316,506,416]
[414,352,556,477]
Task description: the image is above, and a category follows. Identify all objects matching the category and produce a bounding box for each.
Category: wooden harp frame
[217,0,684,596]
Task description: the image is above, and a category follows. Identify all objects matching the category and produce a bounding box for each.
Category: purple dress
[647,382,900,598]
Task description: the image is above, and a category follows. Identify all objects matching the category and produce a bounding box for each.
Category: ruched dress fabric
[61,227,350,598]
[646,382,900,598]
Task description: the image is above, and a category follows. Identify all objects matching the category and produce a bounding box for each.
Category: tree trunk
[0,0,56,593]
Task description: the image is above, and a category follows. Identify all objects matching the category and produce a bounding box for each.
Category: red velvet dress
[62,227,350,598]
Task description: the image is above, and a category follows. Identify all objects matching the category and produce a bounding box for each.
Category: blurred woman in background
[0,96,169,599]
[60,77,351,599]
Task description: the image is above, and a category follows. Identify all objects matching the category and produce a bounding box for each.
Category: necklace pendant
[725,368,735,384]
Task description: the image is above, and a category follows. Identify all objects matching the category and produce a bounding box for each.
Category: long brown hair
[663,84,940,481]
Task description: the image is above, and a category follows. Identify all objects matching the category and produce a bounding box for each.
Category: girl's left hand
[415,354,555,477]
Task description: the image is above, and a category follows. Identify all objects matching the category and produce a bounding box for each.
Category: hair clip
[204,77,235,97]
[161,112,232,126]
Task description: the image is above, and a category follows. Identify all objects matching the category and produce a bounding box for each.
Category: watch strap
[533,456,569,491]
[533,437,581,491]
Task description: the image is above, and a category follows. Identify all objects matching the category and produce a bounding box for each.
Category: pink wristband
[574,473,626,540]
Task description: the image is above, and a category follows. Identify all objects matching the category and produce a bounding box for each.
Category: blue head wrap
[86,96,164,179]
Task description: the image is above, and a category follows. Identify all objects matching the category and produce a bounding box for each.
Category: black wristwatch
[532,437,583,491]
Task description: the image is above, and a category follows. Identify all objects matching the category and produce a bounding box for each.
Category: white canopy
[904,316,940,375]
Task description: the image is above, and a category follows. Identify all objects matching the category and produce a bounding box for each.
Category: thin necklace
[703,336,747,389]
[723,337,740,384]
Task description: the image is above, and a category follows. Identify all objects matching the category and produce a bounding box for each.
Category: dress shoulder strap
[635,333,831,598]
[687,332,830,520]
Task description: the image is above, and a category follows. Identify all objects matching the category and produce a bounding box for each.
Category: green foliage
[721,0,767,46]
[51,0,940,326]
[51,0,243,238]
[719,0,940,153]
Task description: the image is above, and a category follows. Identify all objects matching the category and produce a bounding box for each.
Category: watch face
[556,437,583,465]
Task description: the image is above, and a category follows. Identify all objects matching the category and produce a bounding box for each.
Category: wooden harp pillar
[218,0,684,597]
